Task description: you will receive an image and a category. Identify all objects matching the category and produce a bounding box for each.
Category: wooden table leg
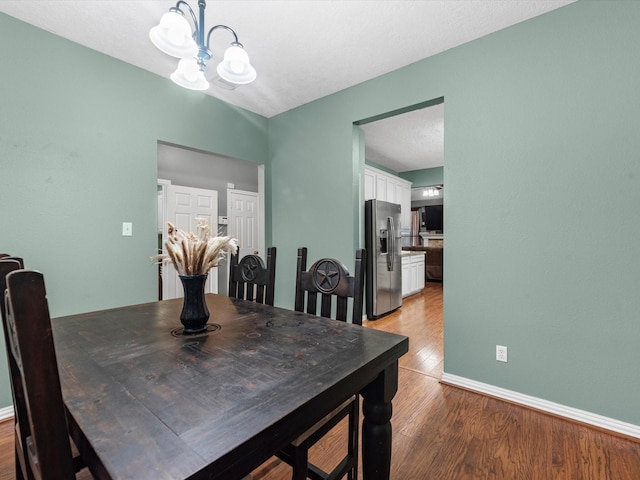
[361,361,399,480]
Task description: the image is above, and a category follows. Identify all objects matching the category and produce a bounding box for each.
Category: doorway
[157,183,220,300]
[156,142,265,297]
[356,98,444,326]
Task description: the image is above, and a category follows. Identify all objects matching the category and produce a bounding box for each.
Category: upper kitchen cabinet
[364,165,412,229]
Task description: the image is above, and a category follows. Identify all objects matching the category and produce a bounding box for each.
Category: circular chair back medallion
[239,255,265,282]
[311,259,344,293]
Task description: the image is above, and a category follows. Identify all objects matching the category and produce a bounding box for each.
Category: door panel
[163,185,219,300]
[228,190,259,259]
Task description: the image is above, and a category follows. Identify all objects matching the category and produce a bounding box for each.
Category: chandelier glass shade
[149,11,198,58]
[171,58,210,91]
[217,44,256,84]
[149,1,256,91]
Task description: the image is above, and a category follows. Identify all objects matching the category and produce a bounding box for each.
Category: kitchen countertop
[401,249,426,256]
[402,246,440,252]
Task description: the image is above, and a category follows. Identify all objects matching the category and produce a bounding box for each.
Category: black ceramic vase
[179,274,210,334]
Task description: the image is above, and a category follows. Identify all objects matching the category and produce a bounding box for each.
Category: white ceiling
[0,0,576,172]
[360,103,445,172]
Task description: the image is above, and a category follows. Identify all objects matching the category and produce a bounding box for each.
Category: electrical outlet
[496,345,508,363]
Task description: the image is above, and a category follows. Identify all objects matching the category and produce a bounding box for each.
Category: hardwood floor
[0,420,12,480]
[365,281,444,379]
[2,282,640,479]
[254,283,640,479]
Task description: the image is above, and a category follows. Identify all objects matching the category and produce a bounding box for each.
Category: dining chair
[0,258,29,479]
[228,246,277,305]
[3,269,90,480]
[276,247,365,480]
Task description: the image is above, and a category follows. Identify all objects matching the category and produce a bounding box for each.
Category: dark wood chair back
[294,247,366,324]
[4,269,77,480]
[279,248,366,480]
[228,247,277,306]
[0,258,30,479]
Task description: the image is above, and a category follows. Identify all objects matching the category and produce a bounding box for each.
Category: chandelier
[150,0,256,91]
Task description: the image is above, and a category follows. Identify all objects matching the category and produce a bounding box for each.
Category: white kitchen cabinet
[398,182,411,230]
[411,252,425,294]
[375,174,387,201]
[401,252,425,297]
[363,168,376,200]
[386,180,396,203]
[364,166,412,228]
[401,255,411,297]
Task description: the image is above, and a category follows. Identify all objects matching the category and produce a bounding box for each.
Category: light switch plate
[122,222,133,236]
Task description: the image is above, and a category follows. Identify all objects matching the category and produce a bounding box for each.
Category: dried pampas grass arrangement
[154,218,238,276]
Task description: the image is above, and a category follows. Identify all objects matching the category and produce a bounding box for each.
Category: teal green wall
[269,1,640,426]
[400,166,444,187]
[0,14,267,408]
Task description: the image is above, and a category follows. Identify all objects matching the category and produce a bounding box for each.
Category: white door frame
[258,164,265,257]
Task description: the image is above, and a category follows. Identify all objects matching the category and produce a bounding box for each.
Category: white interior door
[163,184,219,300]
[228,189,261,259]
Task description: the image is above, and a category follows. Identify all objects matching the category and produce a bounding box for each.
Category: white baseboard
[440,373,640,440]
[0,405,14,422]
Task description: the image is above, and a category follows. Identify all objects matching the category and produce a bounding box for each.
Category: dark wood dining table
[52,294,408,480]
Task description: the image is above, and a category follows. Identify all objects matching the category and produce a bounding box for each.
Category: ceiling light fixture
[150,1,256,91]
[422,185,443,197]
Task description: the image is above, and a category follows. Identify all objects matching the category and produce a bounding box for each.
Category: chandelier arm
[205,24,240,50]
[172,1,198,30]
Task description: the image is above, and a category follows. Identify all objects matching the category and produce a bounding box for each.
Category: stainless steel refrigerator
[365,199,402,319]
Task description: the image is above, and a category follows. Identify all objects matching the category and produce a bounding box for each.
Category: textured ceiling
[360,103,445,172]
[0,0,576,172]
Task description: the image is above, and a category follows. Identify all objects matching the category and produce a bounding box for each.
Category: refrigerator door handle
[387,216,394,271]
